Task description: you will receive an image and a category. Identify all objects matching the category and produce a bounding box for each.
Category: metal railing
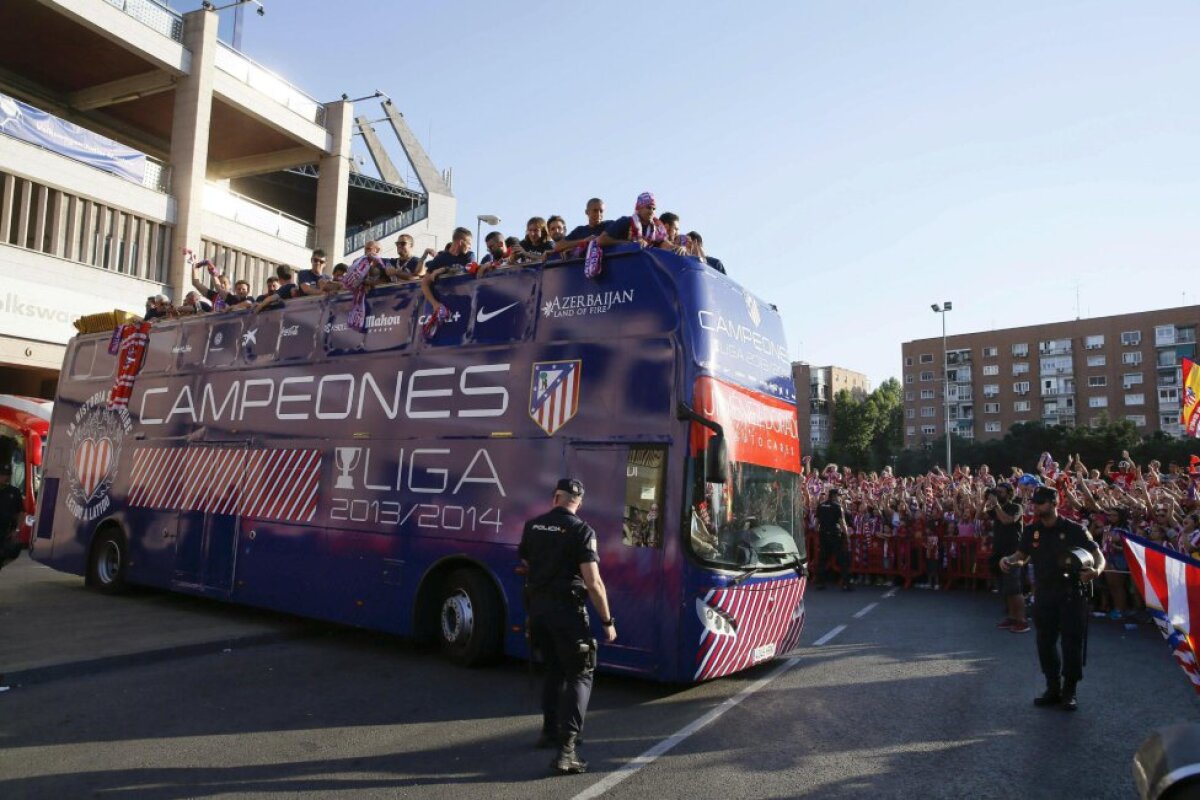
[104,0,183,41]
[143,157,171,193]
[344,203,429,256]
[214,42,326,126]
[204,183,314,249]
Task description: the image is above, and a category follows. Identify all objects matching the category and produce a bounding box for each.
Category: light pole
[931,301,953,474]
[476,214,500,254]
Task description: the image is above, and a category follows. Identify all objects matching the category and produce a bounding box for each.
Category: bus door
[566,442,668,675]
[172,442,247,596]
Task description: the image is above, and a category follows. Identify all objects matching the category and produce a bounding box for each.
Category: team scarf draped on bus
[107,321,152,410]
[629,192,668,247]
[342,254,381,331]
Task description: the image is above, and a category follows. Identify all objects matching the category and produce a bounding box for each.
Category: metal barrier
[806,531,994,590]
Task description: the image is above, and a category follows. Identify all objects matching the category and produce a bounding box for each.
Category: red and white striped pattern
[530,361,581,436]
[694,575,806,681]
[1125,532,1200,693]
[73,438,114,499]
[128,447,322,523]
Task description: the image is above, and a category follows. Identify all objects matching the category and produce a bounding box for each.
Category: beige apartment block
[791,363,871,454]
[901,306,1199,446]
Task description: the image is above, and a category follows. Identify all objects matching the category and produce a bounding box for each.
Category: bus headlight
[696,597,737,637]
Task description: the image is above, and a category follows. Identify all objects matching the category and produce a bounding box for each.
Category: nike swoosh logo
[476,302,519,323]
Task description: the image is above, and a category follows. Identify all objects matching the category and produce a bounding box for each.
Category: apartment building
[0,0,454,396]
[901,306,1199,445]
[791,362,871,454]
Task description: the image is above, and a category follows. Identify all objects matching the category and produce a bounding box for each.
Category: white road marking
[883,587,898,599]
[853,603,879,619]
[574,623,849,799]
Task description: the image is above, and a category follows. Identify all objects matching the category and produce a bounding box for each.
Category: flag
[1183,357,1200,438]
[1123,532,1200,694]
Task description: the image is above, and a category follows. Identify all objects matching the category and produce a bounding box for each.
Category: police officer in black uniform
[816,488,851,591]
[519,478,617,775]
[0,464,25,572]
[1000,485,1104,711]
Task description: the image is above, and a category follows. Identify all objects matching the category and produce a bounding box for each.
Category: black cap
[556,478,585,497]
[828,488,840,497]
[1031,486,1058,504]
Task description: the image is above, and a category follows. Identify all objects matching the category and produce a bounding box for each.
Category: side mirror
[705,434,728,484]
[30,436,43,467]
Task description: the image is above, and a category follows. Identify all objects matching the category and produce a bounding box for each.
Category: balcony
[203,183,314,248]
[214,41,326,127]
[104,0,183,42]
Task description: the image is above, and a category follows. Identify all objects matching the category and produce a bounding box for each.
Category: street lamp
[476,214,500,253]
[931,301,953,474]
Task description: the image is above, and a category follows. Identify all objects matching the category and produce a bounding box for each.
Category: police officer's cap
[1031,485,1058,504]
[555,478,585,497]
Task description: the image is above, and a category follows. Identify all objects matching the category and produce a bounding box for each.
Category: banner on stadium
[0,92,147,185]
[1123,532,1200,695]
[1183,357,1200,438]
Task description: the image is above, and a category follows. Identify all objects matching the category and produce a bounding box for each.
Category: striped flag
[1123,532,1200,694]
[1182,357,1200,438]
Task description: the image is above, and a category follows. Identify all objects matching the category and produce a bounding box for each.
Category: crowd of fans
[799,451,1200,624]
[141,192,725,323]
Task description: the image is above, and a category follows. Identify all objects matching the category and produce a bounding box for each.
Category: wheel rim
[440,589,474,646]
[97,540,121,585]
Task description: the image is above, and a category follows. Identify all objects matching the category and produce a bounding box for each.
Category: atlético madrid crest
[530,360,582,435]
[66,390,131,521]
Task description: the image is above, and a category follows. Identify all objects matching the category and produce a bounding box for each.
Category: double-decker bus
[32,246,806,682]
[0,394,51,548]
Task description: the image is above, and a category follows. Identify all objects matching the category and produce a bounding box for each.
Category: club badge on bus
[65,390,132,521]
[530,360,581,435]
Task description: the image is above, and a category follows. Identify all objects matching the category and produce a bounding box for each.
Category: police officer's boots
[1033,678,1062,708]
[552,735,588,775]
[1060,680,1078,712]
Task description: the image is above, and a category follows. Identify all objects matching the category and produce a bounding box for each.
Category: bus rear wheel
[87,529,129,594]
[438,568,502,667]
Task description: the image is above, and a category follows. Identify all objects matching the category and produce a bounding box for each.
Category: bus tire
[437,568,503,667]
[87,528,129,594]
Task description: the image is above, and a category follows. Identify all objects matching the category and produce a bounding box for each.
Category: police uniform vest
[1019,515,1099,591]
[816,501,843,535]
[519,507,598,617]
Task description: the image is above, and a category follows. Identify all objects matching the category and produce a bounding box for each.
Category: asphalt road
[2,555,1197,799]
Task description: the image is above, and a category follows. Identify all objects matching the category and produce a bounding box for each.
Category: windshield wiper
[727,565,762,586]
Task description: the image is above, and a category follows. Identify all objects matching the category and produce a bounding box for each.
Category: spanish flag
[1184,357,1200,438]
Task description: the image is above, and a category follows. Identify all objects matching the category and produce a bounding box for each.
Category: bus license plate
[751,643,776,663]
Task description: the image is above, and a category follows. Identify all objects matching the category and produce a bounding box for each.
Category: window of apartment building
[1012,343,1029,357]
[1039,338,1071,354]
[905,356,913,366]
[1040,355,1072,373]
[1125,393,1145,406]
[1087,375,1107,388]
[905,391,913,401]
[920,371,934,381]
[984,402,1000,414]
[984,421,1002,433]
[982,364,999,376]
[919,353,934,364]
[1158,350,1178,369]
[983,384,999,397]
[1088,396,1108,408]
[1160,388,1180,404]
[1084,335,1105,350]
[921,406,935,417]
[1122,351,1143,366]
[1013,381,1030,395]
[906,408,915,419]
[1123,372,1143,387]
[921,425,937,436]
[983,346,998,358]
[1012,362,1030,375]
[1014,400,1031,412]
[905,374,913,384]
[1086,354,1106,367]
[1121,330,1141,346]
[906,426,915,436]
[920,389,935,399]
[1126,414,1146,427]
[1155,325,1176,346]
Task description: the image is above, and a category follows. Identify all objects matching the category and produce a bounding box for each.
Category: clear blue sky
[220,0,1197,388]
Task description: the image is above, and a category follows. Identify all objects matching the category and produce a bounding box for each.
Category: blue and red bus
[32,246,806,682]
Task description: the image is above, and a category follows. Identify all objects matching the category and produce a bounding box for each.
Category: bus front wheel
[438,568,502,667]
[87,529,129,594]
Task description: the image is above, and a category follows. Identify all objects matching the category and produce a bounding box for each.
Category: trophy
[334,447,361,490]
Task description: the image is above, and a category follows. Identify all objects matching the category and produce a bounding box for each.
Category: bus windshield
[690,461,802,569]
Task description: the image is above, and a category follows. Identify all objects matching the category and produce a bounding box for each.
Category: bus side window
[70,341,97,380]
[623,446,666,549]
